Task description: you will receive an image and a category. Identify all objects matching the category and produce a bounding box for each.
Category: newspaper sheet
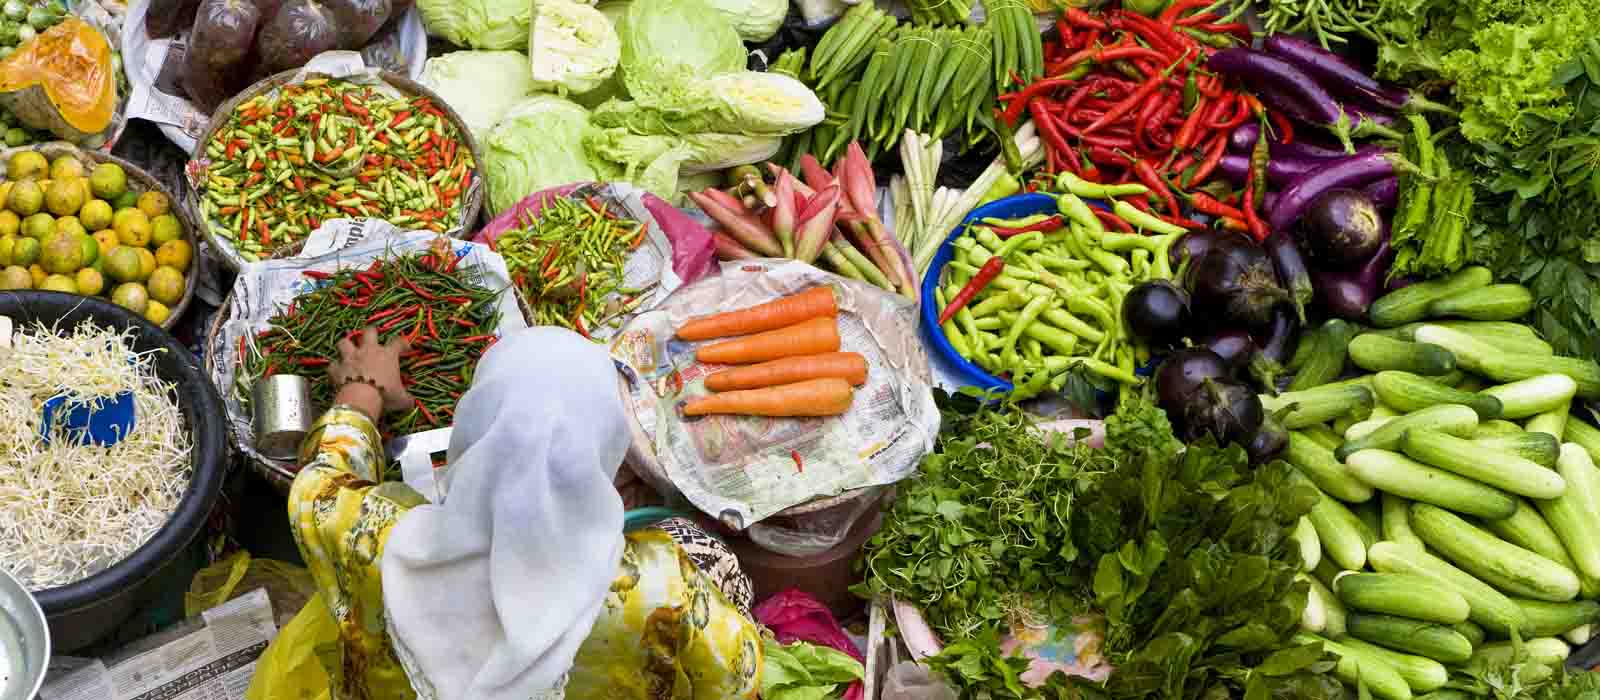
[610,260,939,529]
[205,220,530,468]
[120,0,427,154]
[38,588,276,700]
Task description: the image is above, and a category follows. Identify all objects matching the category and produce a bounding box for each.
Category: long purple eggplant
[1209,49,1368,151]
[1263,35,1456,115]
[1219,145,1388,187]
[1264,229,1313,323]
[1268,150,1415,232]
[1252,83,1406,149]
[1230,123,1351,159]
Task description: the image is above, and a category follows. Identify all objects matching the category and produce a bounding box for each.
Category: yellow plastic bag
[245,593,341,700]
[566,528,764,700]
[185,552,316,629]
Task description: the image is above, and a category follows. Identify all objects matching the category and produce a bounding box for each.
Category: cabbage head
[529,0,621,96]
[482,96,616,214]
[590,72,825,136]
[420,51,537,138]
[617,0,745,98]
[585,128,782,176]
[701,0,786,42]
[416,0,531,50]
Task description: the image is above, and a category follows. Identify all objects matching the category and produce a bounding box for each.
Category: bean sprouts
[0,322,191,591]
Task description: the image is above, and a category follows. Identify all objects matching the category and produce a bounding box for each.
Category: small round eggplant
[1187,236,1293,329]
[1314,237,1395,321]
[1123,280,1191,349]
[1155,348,1232,413]
[1198,328,1259,373]
[1179,378,1265,445]
[1301,188,1383,267]
[1246,415,1290,464]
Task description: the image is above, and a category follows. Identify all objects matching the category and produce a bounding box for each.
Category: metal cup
[253,374,315,461]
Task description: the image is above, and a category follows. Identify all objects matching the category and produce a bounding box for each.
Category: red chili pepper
[1063,7,1105,29]
[1160,0,1217,24]
[1190,132,1229,185]
[1269,110,1295,145]
[452,317,477,328]
[1001,78,1078,126]
[425,308,438,340]
[1186,191,1247,220]
[1029,102,1073,167]
[990,214,1065,237]
[939,256,1006,325]
[1174,11,1220,26]
[301,270,332,280]
[299,357,331,367]
[368,307,403,323]
[1092,207,1134,232]
[415,399,438,426]
[1242,150,1269,242]
[1082,52,1187,135]
[461,335,498,343]
[791,450,804,473]
[1133,160,1182,219]
[1133,88,1165,146]
[1174,95,1208,151]
[401,278,438,301]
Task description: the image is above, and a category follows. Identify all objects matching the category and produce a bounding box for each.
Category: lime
[0,265,29,289]
[40,234,82,274]
[75,267,104,296]
[40,273,76,294]
[7,180,42,216]
[104,245,141,283]
[137,190,171,219]
[7,151,46,180]
[115,209,151,248]
[0,210,17,238]
[147,266,184,306]
[48,156,83,181]
[44,178,84,217]
[79,199,112,231]
[113,191,138,210]
[3,129,26,148]
[110,282,148,314]
[89,163,127,200]
[144,299,171,325]
[78,234,98,266]
[11,236,38,266]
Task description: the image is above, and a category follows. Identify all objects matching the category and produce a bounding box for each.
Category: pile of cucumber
[1267,266,1600,700]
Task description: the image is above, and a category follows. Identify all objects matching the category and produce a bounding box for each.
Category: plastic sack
[565,528,763,700]
[322,0,392,47]
[255,0,341,75]
[145,0,200,38]
[747,484,885,557]
[180,0,260,113]
[244,593,340,700]
[475,182,718,287]
[184,551,317,628]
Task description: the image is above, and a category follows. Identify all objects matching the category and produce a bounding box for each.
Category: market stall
[2,0,1600,697]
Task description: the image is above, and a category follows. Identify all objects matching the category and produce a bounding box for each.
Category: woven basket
[0,142,199,331]
[184,69,487,272]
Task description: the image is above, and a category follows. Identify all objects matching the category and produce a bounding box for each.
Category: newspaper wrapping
[610,259,939,530]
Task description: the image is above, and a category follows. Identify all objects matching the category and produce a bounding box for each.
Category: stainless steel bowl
[0,567,48,700]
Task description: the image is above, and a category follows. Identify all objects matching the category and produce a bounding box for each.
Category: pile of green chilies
[242,250,502,438]
[199,78,476,262]
[494,193,648,338]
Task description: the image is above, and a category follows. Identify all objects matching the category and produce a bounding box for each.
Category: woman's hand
[330,327,413,421]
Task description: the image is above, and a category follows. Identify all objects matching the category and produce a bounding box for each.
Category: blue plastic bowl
[920,193,1120,394]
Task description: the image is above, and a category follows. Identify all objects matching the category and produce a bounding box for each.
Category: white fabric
[381,327,627,700]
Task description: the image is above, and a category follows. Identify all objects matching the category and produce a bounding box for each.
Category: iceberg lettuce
[420,51,537,138]
[415,0,531,50]
[529,0,621,96]
[482,96,616,214]
[617,0,745,97]
[591,72,824,136]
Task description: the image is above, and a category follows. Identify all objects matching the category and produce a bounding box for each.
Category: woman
[255,326,761,700]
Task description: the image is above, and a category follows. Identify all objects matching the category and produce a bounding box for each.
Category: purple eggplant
[1313,237,1395,321]
[1248,307,1297,390]
[1363,178,1399,211]
[1123,280,1191,349]
[1264,229,1313,323]
[1301,188,1384,267]
[1263,190,1280,215]
[1168,227,1249,271]
[1219,146,1386,188]
[1187,235,1293,329]
[1247,413,1290,464]
[1268,150,1413,233]
[1252,82,1407,150]
[1155,348,1233,411]
[1230,122,1354,160]
[1199,328,1259,372]
[1263,35,1456,115]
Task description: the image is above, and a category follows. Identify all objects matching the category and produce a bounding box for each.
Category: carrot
[705,352,868,392]
[684,378,855,417]
[695,317,840,365]
[676,286,837,341]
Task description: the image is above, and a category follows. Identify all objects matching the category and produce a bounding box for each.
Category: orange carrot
[677,286,837,341]
[684,378,855,417]
[705,352,868,392]
[696,317,840,365]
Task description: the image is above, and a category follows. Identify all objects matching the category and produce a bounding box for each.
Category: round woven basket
[184,69,487,271]
[0,142,199,331]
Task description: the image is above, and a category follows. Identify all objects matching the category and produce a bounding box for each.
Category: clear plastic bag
[255,0,339,74]
[180,0,260,113]
[322,0,390,47]
[145,0,200,38]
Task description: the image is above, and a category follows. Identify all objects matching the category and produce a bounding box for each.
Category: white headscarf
[381,327,627,700]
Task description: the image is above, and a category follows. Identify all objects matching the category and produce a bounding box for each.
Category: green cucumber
[1453,620,1485,648]
[1380,321,1552,355]
[1262,383,1375,430]
[1400,428,1567,499]
[1335,572,1471,624]
[1563,419,1600,463]
[1367,541,1527,634]
[1301,572,1328,633]
[1380,493,1424,549]
[1295,515,1322,572]
[1475,419,1526,437]
[1472,432,1560,468]
[1350,334,1457,376]
[1479,374,1579,420]
[1290,319,1357,391]
[1418,325,1600,399]
[1335,404,1479,460]
[1287,431,1374,503]
[1470,638,1569,669]
[1346,451,1517,519]
[1355,499,1384,545]
[1307,574,1347,638]
[1347,613,1473,664]
[1410,503,1581,602]
[1426,283,1536,322]
[1511,598,1600,637]
[1372,403,1402,420]
[1526,403,1571,440]
[1373,371,1502,419]
[1536,444,1600,583]
[1483,499,1580,574]
[1340,637,1448,693]
[1298,634,1413,700]
[1346,416,1396,441]
[1303,476,1377,570]
[1370,266,1492,328]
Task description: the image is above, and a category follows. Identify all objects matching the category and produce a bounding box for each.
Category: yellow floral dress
[285,406,763,700]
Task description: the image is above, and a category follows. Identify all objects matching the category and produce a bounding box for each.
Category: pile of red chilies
[998,2,1277,240]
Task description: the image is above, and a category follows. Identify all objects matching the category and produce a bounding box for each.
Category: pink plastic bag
[473,183,717,285]
[755,589,865,700]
